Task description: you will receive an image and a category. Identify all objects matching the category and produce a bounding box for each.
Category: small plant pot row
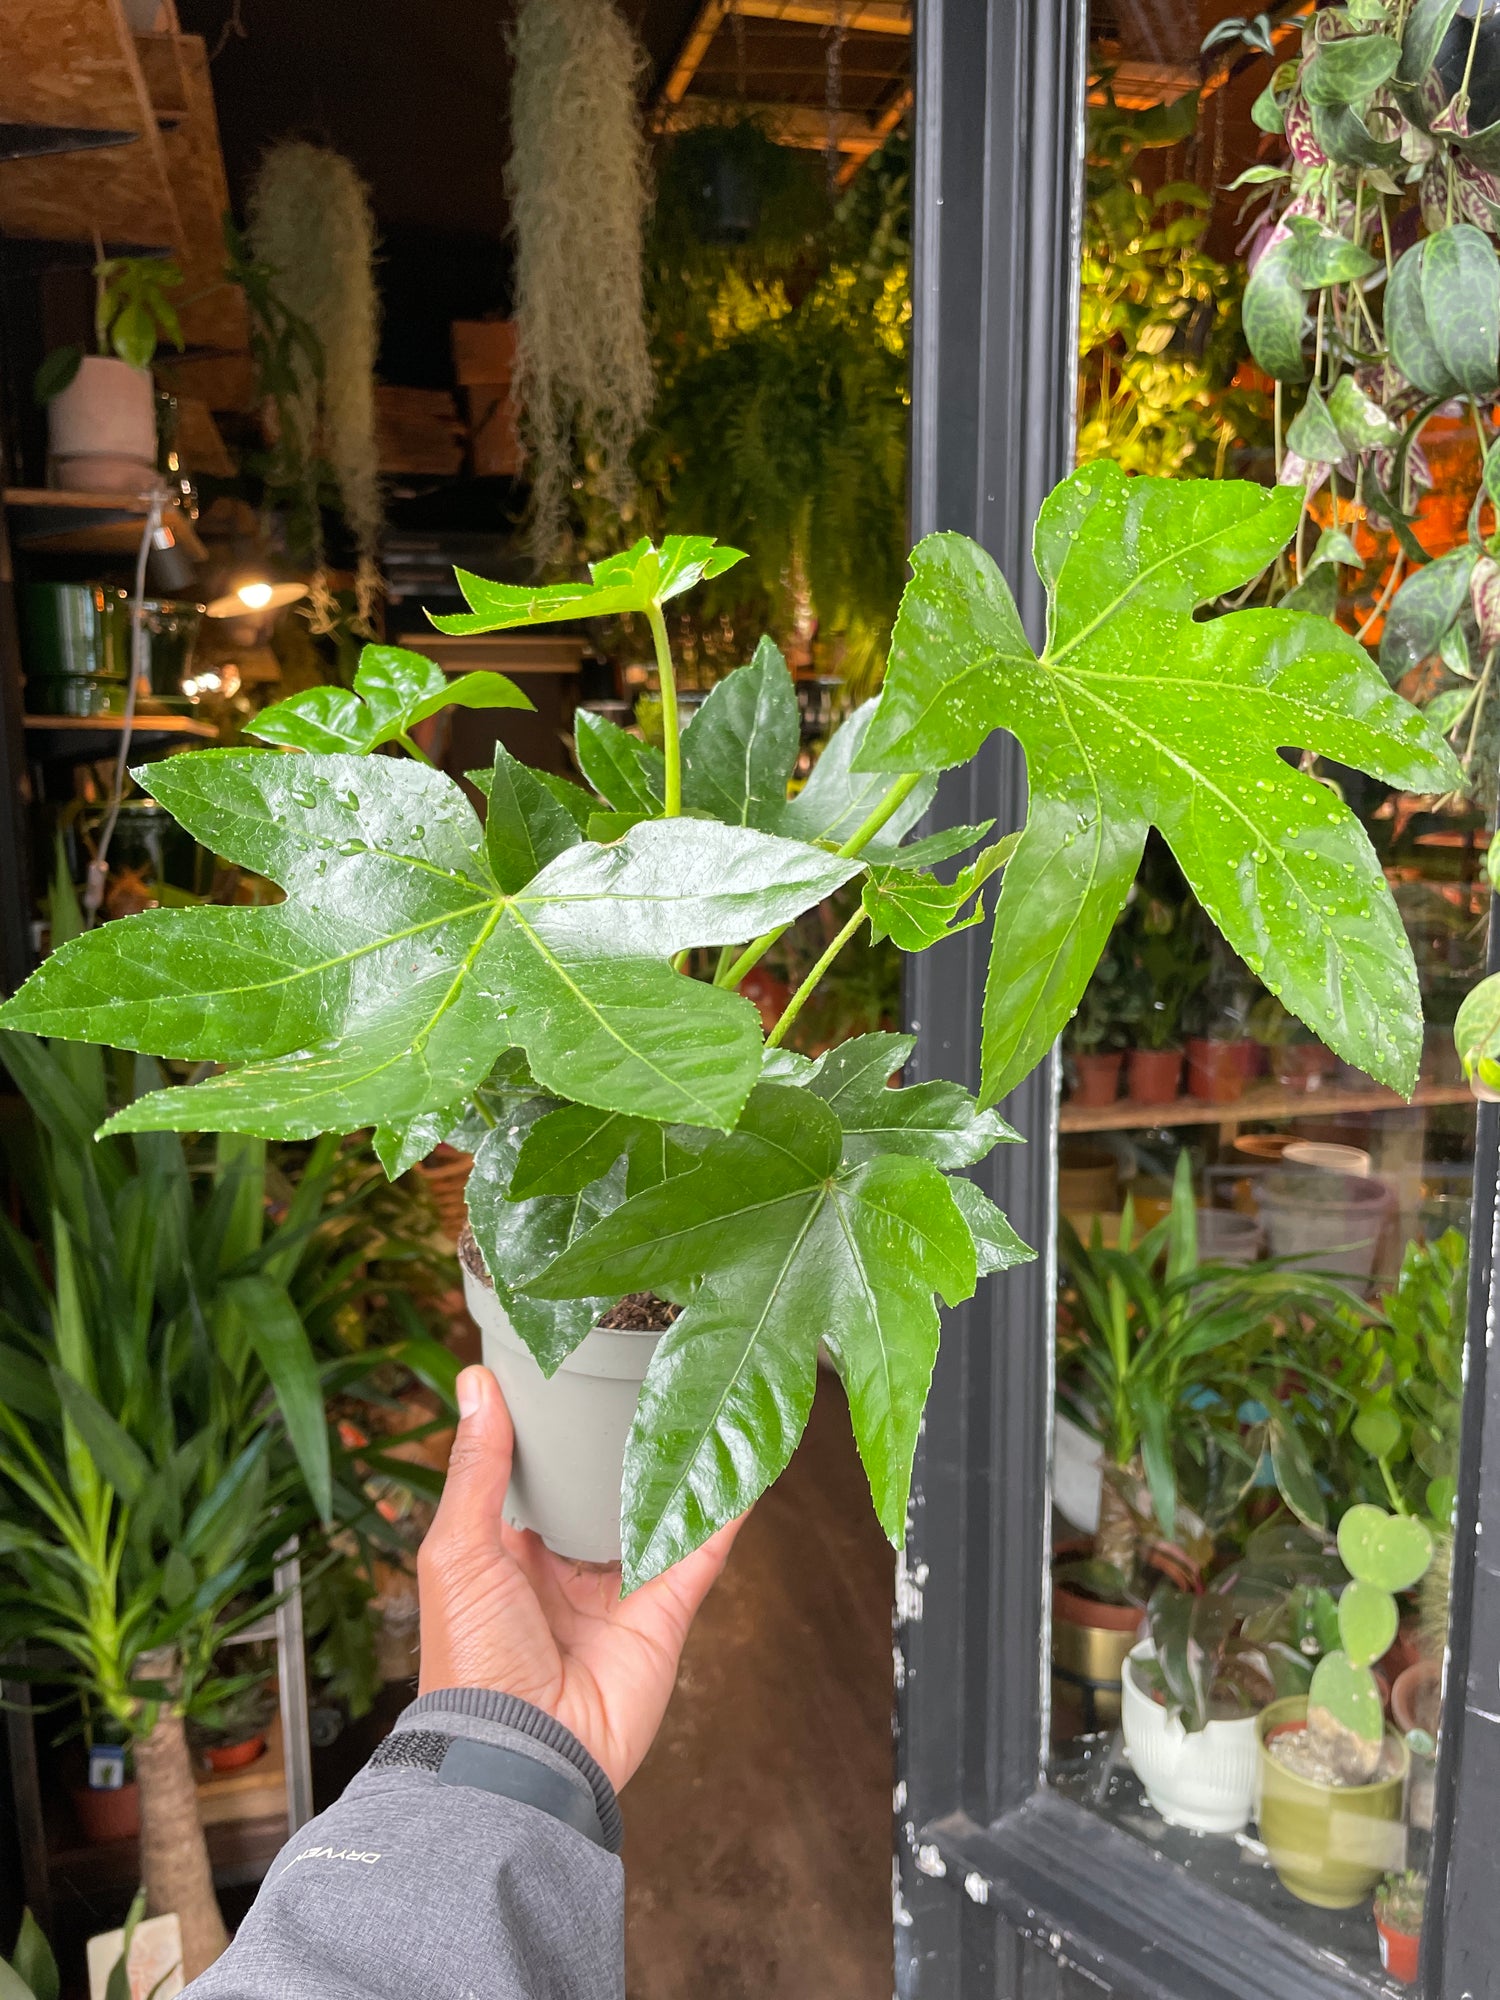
[1069,1039,1342,1109]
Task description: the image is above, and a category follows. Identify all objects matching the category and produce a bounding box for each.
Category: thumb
[429,1365,514,1554]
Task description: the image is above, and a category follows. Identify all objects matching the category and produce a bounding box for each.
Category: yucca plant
[0,888,457,1979]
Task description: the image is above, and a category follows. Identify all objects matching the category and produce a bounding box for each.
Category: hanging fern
[507,0,654,562]
[248,141,384,630]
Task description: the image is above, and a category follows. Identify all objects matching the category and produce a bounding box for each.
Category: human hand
[417,1364,743,1791]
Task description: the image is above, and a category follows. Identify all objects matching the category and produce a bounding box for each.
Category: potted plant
[0,960,456,1977]
[35,256,183,494]
[1249,993,1337,1095]
[1374,1871,1426,1985]
[189,1663,278,1773]
[1257,1502,1431,1907]
[1063,937,1128,1107]
[1114,891,1209,1105]
[0,466,1459,1590]
[1121,1578,1278,1834]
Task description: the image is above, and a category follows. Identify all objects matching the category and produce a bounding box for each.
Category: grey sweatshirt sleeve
[184,1688,624,2000]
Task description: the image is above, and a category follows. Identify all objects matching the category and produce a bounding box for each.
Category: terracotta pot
[1391,1658,1443,1738]
[1125,1046,1182,1105]
[1067,1050,1123,1107]
[203,1732,267,1773]
[1376,1916,1421,1984]
[1186,1037,1249,1104]
[419,1143,474,1245]
[72,1778,141,1843]
[1051,1540,1143,1731]
[1272,1042,1339,1093]
[47,355,157,492]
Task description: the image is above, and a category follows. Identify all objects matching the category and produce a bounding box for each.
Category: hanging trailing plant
[247,141,384,631]
[507,0,654,562]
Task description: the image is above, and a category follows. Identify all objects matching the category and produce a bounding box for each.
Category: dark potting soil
[598,1292,680,1331]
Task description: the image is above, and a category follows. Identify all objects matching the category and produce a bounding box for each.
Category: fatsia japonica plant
[0,465,1459,1589]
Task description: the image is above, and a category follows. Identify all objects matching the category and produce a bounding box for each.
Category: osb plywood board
[0,0,182,250]
[171,395,235,478]
[134,31,189,125]
[160,34,250,389]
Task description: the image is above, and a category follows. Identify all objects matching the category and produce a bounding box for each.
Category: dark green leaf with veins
[429,535,747,636]
[525,1084,978,1585]
[0,752,860,1137]
[250,643,530,754]
[947,1178,1034,1278]
[863,835,1017,952]
[856,464,1460,1103]
[483,742,584,892]
[803,1032,1019,1166]
[680,637,800,829]
[774,699,935,848]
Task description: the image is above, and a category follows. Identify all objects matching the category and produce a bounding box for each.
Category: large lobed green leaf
[250,643,530,754]
[0,750,859,1138]
[856,463,1460,1104]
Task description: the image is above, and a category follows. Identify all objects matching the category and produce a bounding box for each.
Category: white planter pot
[48,356,157,493]
[461,1249,661,1564]
[1120,1643,1260,1834]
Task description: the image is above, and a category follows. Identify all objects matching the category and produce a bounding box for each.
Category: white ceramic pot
[48,356,157,493]
[1120,1643,1260,1834]
[460,1245,661,1564]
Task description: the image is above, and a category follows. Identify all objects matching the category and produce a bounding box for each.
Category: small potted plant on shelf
[1063,940,1129,1106]
[35,255,184,494]
[1249,993,1337,1095]
[1121,1577,1278,1834]
[190,1663,278,1773]
[1258,1502,1431,1908]
[1184,952,1258,1104]
[1373,1871,1426,1985]
[0,466,1459,1591]
[1119,892,1208,1106]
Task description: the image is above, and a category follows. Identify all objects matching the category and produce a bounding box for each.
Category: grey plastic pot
[460,1239,661,1564]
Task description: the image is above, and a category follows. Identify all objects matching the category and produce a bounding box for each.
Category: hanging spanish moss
[507,0,654,562]
[248,141,383,629]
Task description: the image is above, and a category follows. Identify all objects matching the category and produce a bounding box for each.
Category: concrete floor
[622,1378,895,2000]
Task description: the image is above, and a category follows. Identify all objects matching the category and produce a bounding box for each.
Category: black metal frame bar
[898,4,1500,1997]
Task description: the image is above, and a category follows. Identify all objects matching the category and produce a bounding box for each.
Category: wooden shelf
[4,486,206,561]
[23,712,215,761]
[1059,1079,1477,1134]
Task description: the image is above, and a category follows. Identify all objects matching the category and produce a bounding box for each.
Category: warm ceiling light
[237,580,275,610]
[204,578,310,620]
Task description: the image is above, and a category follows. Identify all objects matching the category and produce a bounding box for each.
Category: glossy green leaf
[250,644,530,753]
[1285,218,1380,289]
[1309,98,1402,171]
[775,699,936,848]
[801,1033,1019,1166]
[1400,0,1464,81]
[1270,1411,1327,1531]
[1242,241,1309,380]
[1353,1402,1403,1461]
[0,754,859,1137]
[573,709,665,814]
[873,822,995,871]
[429,535,747,635]
[1328,373,1400,453]
[946,1177,1035,1278]
[1280,564,1339,618]
[48,1368,151,1504]
[1387,240,1460,398]
[1304,31,1399,104]
[863,838,1014,951]
[526,1085,977,1583]
[223,1274,333,1522]
[1338,1576,1399,1666]
[860,467,1458,1104]
[1309,526,1364,572]
[509,1101,650,1199]
[483,742,583,893]
[1251,81,1285,133]
[9,1909,59,2000]
[1455,968,1500,1094]
[1338,1502,1433,1591]
[1380,548,1477,682]
[1424,224,1500,394]
[680,636,800,829]
[1284,385,1345,464]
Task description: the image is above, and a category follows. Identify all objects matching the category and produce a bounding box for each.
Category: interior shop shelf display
[0,465,1459,1587]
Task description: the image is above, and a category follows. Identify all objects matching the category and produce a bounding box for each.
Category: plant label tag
[86,1743,127,1790]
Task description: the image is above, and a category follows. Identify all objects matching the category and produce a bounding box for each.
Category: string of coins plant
[1226,0,1500,806]
[0,463,1460,1589]
[1305,1502,1434,1783]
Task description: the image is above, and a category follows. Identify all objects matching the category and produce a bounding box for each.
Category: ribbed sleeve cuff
[391,1687,623,1853]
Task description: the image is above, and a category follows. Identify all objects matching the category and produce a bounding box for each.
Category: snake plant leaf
[0,754,860,1138]
[802,1032,1020,1166]
[574,709,665,814]
[483,743,584,893]
[1242,240,1309,380]
[464,1095,626,1375]
[429,534,747,635]
[680,636,800,829]
[1380,547,1477,682]
[525,1084,977,1584]
[774,699,936,848]
[1304,31,1400,104]
[250,644,530,753]
[1455,968,1500,1096]
[857,464,1461,1104]
[863,836,1016,952]
[1400,0,1464,81]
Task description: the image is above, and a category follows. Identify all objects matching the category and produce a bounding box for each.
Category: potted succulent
[1374,1871,1426,1985]
[0,466,1459,1588]
[1257,1502,1431,1908]
[35,256,183,494]
[1121,1579,1278,1834]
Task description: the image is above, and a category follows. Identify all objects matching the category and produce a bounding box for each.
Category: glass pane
[1048,6,1488,1986]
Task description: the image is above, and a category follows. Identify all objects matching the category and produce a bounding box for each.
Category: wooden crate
[375,385,466,478]
[452,318,517,387]
[463,383,522,478]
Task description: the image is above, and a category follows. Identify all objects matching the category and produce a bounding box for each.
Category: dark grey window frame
[896,5,1500,1997]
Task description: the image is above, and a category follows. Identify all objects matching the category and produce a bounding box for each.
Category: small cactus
[1305,1504,1433,1783]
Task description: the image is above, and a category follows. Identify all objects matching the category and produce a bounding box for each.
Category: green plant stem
[765,906,869,1048]
[715,769,924,991]
[396,732,435,767]
[1461,1,1486,110]
[648,604,682,817]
